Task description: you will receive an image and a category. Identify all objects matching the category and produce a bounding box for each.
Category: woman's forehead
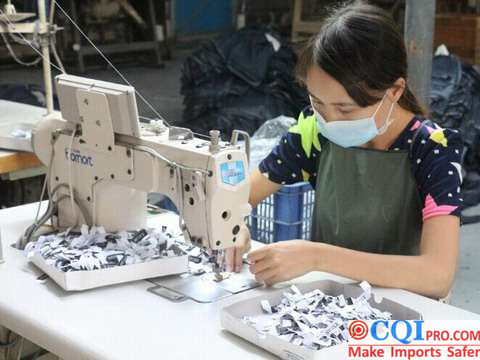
[305,66,356,105]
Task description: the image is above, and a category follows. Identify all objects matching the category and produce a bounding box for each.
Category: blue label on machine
[220,160,245,185]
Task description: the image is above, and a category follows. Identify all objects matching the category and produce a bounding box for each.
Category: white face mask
[311,93,396,148]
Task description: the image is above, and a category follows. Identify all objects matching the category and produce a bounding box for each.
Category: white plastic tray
[31,252,189,291]
[221,280,422,360]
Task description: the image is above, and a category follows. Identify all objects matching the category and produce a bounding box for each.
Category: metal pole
[404,0,436,109]
[38,0,54,114]
[147,0,162,66]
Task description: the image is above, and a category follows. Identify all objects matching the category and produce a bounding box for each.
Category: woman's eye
[338,108,353,115]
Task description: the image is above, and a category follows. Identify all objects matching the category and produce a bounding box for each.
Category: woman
[225,1,464,299]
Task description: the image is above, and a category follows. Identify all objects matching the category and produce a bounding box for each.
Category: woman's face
[305,66,396,128]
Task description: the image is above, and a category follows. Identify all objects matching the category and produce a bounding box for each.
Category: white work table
[0,203,479,360]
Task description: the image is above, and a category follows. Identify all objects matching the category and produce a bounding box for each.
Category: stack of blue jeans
[180,26,308,139]
[430,54,480,219]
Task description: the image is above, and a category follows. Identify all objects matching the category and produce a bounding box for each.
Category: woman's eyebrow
[332,101,357,107]
[309,92,356,107]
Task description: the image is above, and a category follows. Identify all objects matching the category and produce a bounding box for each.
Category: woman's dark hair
[296,0,427,116]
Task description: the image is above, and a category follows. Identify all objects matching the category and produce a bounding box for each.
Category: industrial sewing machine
[25,74,251,281]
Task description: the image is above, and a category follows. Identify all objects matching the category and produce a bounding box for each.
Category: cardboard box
[221,280,422,360]
[435,14,480,64]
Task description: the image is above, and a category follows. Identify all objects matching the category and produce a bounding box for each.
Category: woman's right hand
[223,169,282,273]
[224,224,251,273]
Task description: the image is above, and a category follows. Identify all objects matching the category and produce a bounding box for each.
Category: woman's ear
[388,77,406,103]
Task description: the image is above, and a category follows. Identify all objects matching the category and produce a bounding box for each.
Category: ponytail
[399,85,428,116]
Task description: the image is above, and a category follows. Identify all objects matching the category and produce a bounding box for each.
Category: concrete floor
[1,48,479,314]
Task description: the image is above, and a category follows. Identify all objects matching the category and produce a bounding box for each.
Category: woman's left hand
[247,240,318,286]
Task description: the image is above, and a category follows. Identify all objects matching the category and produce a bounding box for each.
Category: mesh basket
[248,182,315,243]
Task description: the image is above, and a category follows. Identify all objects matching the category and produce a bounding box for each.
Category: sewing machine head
[31,74,251,252]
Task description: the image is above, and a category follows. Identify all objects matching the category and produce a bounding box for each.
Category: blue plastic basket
[248,182,315,243]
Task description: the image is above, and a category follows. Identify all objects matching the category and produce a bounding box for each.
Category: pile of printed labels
[243,281,391,350]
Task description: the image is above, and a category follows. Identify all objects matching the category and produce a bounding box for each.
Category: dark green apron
[311,141,423,255]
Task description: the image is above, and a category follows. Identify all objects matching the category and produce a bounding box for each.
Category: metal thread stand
[69,0,170,73]
[0,0,54,114]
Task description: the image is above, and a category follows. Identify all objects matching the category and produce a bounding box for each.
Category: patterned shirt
[259,108,464,221]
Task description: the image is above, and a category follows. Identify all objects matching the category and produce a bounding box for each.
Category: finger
[234,230,250,272]
[263,274,283,287]
[224,247,235,272]
[247,246,269,263]
[254,267,278,284]
[249,258,274,274]
[234,246,244,273]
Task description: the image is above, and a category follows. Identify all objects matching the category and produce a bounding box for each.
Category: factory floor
[1,47,479,314]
